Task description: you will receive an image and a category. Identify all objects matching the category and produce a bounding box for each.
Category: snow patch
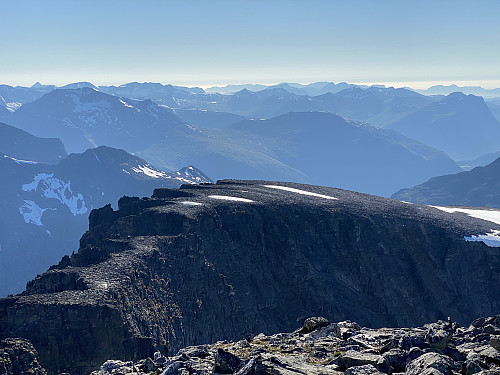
[431,206,500,247]
[3,155,39,165]
[181,201,203,206]
[208,195,254,203]
[22,174,88,216]
[430,206,500,225]
[132,165,167,178]
[119,99,134,108]
[464,231,500,247]
[263,185,338,200]
[22,173,54,192]
[6,102,21,112]
[19,200,48,226]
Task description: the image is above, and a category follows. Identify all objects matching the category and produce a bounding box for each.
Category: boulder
[213,348,242,374]
[382,348,407,372]
[235,356,266,375]
[331,350,389,373]
[490,335,500,352]
[406,352,455,375]
[299,317,330,334]
[425,321,453,350]
[399,332,427,350]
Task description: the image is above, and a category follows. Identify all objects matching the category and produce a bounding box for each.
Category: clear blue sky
[1,0,499,88]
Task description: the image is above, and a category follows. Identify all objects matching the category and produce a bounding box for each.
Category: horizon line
[2,79,500,91]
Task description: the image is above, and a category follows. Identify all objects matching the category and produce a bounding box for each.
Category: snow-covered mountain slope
[0,146,211,297]
[8,87,194,153]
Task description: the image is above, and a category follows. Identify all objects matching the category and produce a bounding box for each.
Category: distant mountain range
[0,139,210,297]
[392,155,500,208]
[387,92,500,160]
[205,81,360,95]
[0,87,464,197]
[416,84,500,98]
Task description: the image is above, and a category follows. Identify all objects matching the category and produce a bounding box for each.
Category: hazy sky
[2,0,499,89]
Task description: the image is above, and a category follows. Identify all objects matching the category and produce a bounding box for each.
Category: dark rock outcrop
[0,180,499,374]
[0,338,47,375]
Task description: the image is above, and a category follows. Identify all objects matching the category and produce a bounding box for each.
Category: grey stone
[382,348,407,372]
[235,356,266,375]
[483,325,500,335]
[399,333,426,350]
[463,359,484,374]
[491,335,500,352]
[426,321,453,350]
[332,350,388,372]
[406,352,454,375]
[213,348,242,374]
[161,361,181,375]
[345,364,384,374]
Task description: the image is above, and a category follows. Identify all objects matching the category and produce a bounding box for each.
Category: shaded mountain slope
[392,156,500,208]
[0,180,498,374]
[172,108,247,129]
[388,92,500,160]
[228,112,460,196]
[0,122,67,164]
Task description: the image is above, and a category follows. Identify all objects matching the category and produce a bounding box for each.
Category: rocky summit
[0,180,499,374]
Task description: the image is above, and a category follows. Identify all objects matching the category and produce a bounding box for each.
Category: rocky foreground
[87,315,500,375]
[3,316,499,375]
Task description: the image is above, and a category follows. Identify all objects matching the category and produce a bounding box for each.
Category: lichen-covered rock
[299,317,330,334]
[0,338,47,375]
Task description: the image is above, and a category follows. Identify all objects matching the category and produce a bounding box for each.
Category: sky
[1,0,499,89]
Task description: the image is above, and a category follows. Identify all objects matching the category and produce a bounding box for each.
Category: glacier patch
[22,174,88,216]
[19,200,48,226]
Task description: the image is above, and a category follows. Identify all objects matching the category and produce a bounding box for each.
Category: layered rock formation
[0,181,499,374]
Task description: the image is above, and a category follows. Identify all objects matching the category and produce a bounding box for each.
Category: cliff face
[0,181,499,374]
